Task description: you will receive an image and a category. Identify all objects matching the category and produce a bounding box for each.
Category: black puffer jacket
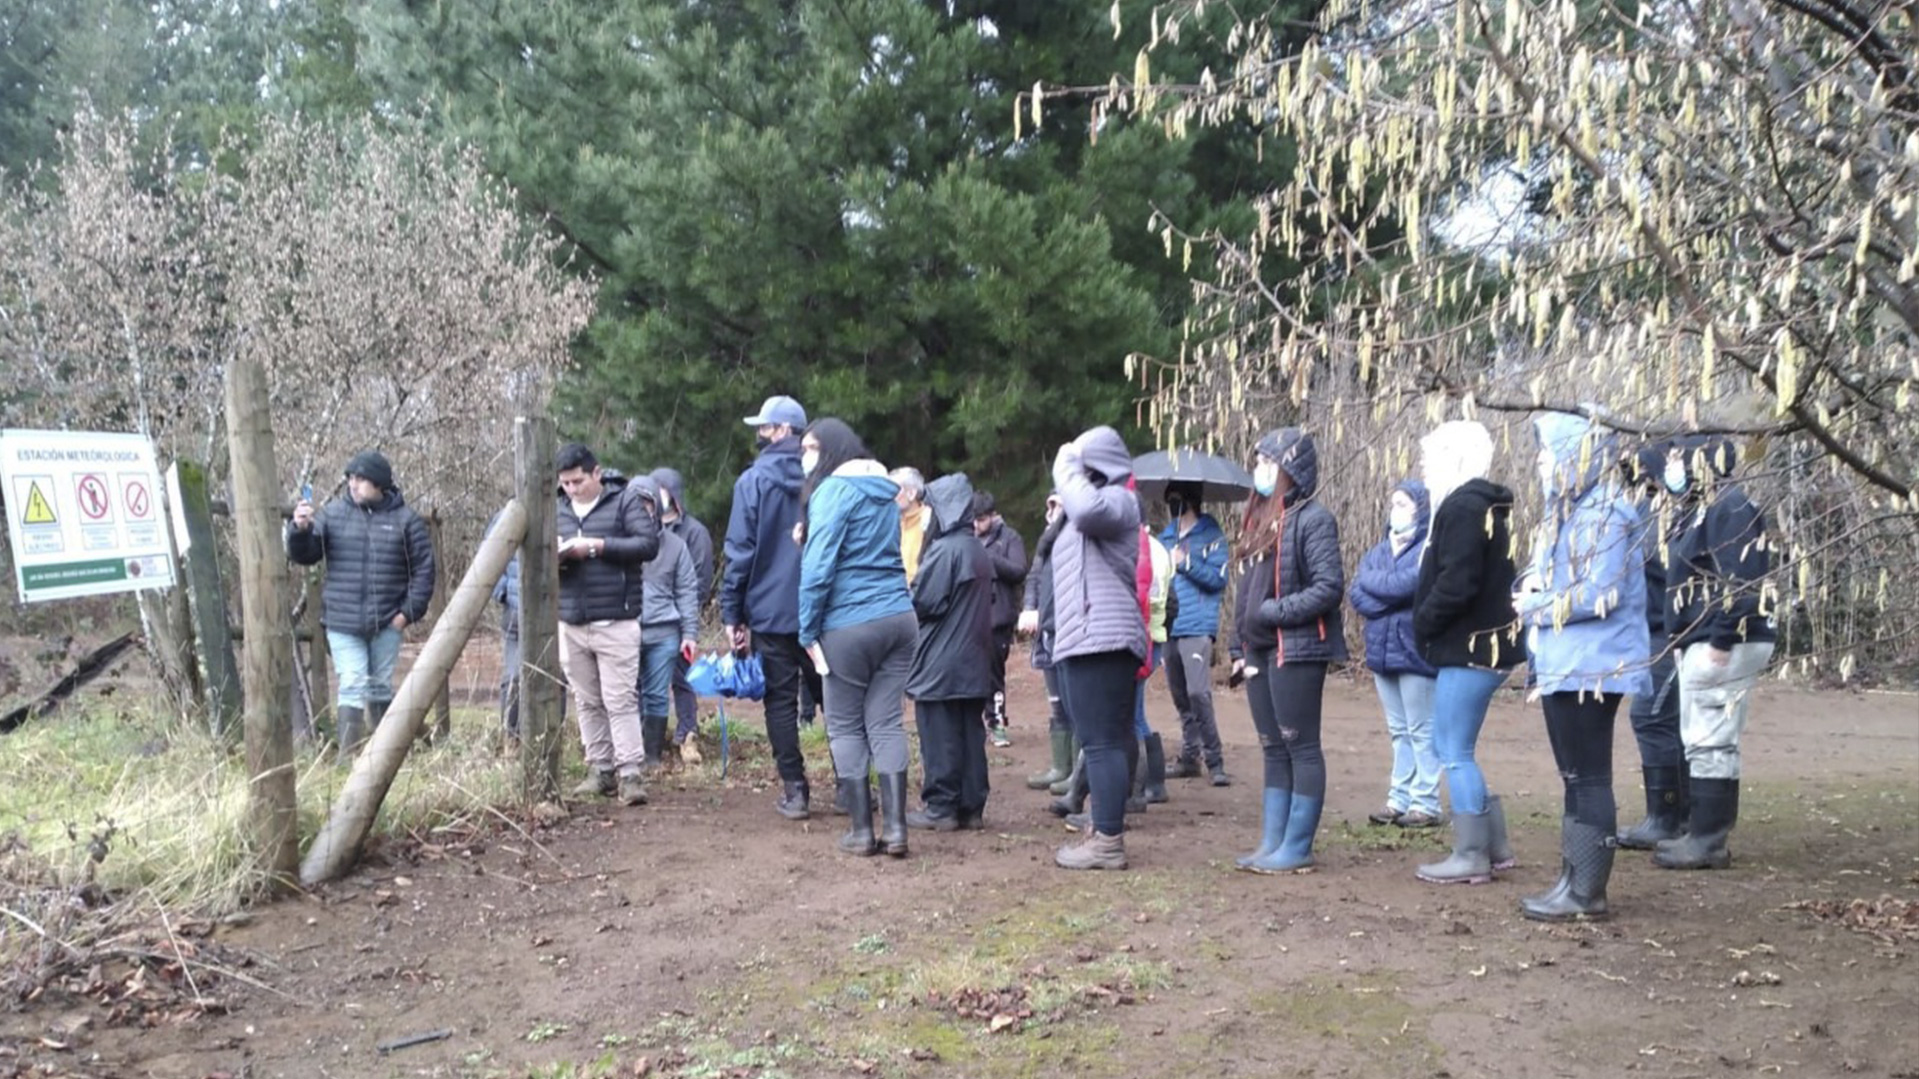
[1664,438,1774,650]
[287,488,436,638]
[556,474,662,625]
[1412,478,1523,669]
[978,520,1027,630]
[1230,430,1348,664]
[908,474,995,701]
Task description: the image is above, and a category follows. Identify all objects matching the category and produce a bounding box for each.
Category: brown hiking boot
[572,769,615,798]
[1055,830,1127,870]
[679,737,703,765]
[617,772,649,806]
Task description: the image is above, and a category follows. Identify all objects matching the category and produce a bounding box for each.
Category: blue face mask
[1253,461,1279,498]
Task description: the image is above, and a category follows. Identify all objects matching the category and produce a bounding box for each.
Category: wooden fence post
[224,356,299,888]
[299,500,525,885]
[424,508,452,742]
[170,459,242,740]
[515,418,562,803]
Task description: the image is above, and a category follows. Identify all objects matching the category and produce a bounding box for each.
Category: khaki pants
[559,619,645,776]
[1677,641,1774,779]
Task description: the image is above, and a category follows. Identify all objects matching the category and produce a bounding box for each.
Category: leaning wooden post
[299,501,525,886]
[224,356,299,888]
[515,417,562,803]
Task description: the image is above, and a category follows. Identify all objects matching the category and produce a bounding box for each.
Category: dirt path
[6,666,1916,1079]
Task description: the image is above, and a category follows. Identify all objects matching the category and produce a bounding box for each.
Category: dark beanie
[344,450,395,491]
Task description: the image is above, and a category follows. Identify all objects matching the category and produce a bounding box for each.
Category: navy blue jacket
[721,436,806,634]
[1348,480,1436,677]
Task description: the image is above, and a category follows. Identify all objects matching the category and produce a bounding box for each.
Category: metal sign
[1,429,176,602]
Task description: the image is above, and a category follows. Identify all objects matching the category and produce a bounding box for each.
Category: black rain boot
[1521,817,1614,921]
[833,768,852,816]
[1125,739,1148,813]
[1171,738,1202,779]
[777,778,811,821]
[335,706,365,760]
[1617,766,1685,849]
[1049,738,1082,797]
[1028,728,1073,790]
[1049,751,1088,817]
[1143,733,1169,804]
[1654,777,1738,869]
[837,778,878,856]
[366,700,389,746]
[641,714,669,774]
[1525,816,1577,911]
[878,772,910,858]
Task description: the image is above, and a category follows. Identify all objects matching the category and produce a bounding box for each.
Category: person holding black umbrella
[1160,481,1232,786]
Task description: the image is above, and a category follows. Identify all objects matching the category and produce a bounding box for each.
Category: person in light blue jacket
[798,418,918,859]
[1514,413,1652,922]
[1159,482,1233,786]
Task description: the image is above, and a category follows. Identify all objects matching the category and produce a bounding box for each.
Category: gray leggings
[819,611,918,777]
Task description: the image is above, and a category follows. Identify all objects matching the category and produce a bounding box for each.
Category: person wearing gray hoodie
[637,492,701,775]
[1047,426,1147,871]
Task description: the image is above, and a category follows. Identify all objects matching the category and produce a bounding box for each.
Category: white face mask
[1388,505,1416,534]
[802,450,820,475]
[1253,461,1280,497]
[1663,460,1687,493]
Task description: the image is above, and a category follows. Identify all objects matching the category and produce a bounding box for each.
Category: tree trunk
[224,356,299,889]
[515,418,562,803]
[170,459,242,740]
[424,508,452,742]
[299,499,525,886]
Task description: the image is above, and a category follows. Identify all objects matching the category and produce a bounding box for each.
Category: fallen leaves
[1783,896,1919,945]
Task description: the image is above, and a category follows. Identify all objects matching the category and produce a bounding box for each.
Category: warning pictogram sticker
[121,475,154,520]
[22,480,57,525]
[76,474,111,521]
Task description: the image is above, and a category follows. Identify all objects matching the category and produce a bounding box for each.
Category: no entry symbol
[76,474,111,521]
[123,478,152,520]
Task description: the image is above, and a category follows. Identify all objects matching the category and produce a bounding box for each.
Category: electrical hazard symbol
[22,481,57,525]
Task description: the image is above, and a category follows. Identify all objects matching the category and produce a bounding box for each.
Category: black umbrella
[1130,448,1255,503]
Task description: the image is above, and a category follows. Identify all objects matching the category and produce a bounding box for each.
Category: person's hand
[1706,645,1732,667]
[681,640,699,664]
[292,499,315,531]
[1017,609,1040,637]
[724,624,750,656]
[390,613,408,631]
[1174,544,1191,570]
[791,521,806,546]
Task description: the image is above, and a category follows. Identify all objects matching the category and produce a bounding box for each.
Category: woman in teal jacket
[799,418,918,858]
[1514,413,1652,921]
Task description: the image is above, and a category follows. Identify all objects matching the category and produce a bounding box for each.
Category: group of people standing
[289,397,1775,919]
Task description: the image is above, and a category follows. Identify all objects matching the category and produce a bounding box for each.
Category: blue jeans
[1132,648,1162,739]
[328,626,402,709]
[1431,665,1509,815]
[639,636,680,718]
[1373,671,1440,816]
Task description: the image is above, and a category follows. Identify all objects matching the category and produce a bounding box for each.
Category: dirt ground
[4,659,1917,1079]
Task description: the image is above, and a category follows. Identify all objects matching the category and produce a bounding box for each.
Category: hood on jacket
[925,473,977,537]
[1420,421,1494,505]
[1394,477,1431,533]
[1073,426,1134,484]
[650,467,687,515]
[1255,428,1319,501]
[1671,435,1738,494]
[1533,412,1617,504]
[757,435,806,494]
[827,459,900,504]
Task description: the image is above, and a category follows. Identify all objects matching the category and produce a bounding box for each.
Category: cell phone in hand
[301,483,313,502]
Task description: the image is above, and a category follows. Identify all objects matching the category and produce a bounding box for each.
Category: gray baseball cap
[743,395,807,428]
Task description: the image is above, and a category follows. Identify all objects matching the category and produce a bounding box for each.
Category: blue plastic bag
[686,651,766,701]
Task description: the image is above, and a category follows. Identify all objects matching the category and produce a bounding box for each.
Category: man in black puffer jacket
[555,444,661,807]
[288,450,436,757]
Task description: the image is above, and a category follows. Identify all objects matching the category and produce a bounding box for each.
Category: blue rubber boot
[1248,793,1321,873]
[1236,788,1290,868]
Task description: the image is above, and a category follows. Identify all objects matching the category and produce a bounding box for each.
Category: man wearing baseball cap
[722,394,821,819]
